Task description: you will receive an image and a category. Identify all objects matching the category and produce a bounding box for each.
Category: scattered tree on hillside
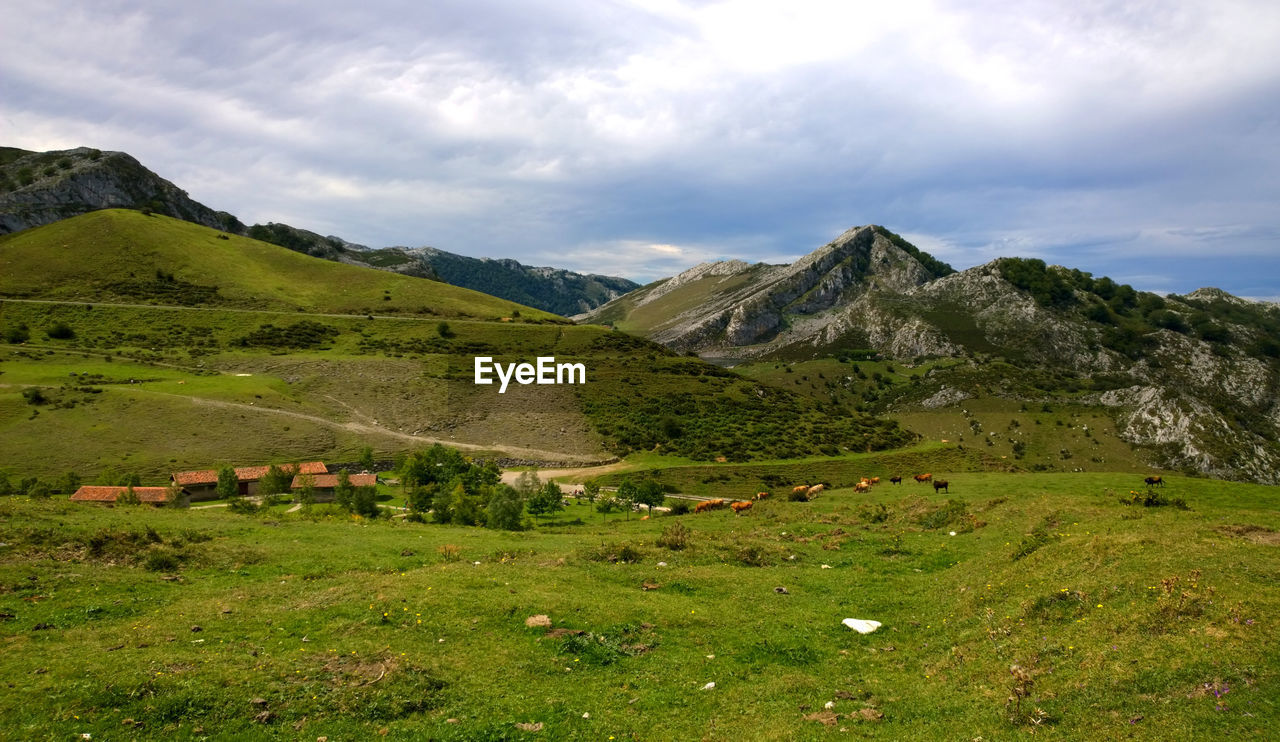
[617,480,639,520]
[635,480,665,515]
[334,470,355,511]
[527,481,564,524]
[118,484,140,505]
[56,471,81,495]
[294,474,316,506]
[596,494,620,522]
[486,484,525,530]
[216,466,239,500]
[359,446,376,471]
[582,481,601,504]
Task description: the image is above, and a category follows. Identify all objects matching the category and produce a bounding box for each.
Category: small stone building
[290,472,377,502]
[171,461,328,501]
[70,485,179,505]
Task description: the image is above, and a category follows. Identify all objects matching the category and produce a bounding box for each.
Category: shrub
[438,544,462,562]
[736,544,770,567]
[144,551,180,572]
[656,522,690,550]
[46,322,75,339]
[3,324,29,343]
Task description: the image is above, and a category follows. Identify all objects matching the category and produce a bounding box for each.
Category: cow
[933,479,949,493]
[806,484,826,498]
[914,473,932,483]
[731,500,753,514]
[1144,476,1164,487]
[754,491,770,501]
[792,485,810,495]
[694,499,726,514]
[869,477,881,485]
[889,476,902,485]
[854,481,871,493]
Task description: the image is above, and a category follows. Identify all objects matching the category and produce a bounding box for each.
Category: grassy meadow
[1,472,1276,739]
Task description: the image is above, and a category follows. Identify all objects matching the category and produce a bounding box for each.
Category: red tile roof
[172,461,327,485]
[291,473,377,489]
[70,486,173,503]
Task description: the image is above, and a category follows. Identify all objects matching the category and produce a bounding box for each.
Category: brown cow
[806,484,826,498]
[889,476,902,485]
[731,500,753,514]
[754,491,770,501]
[933,479,949,493]
[869,477,881,485]
[914,473,932,483]
[694,498,726,514]
[854,481,871,493]
[792,485,810,495]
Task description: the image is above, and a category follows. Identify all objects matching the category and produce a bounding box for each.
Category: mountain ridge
[0,146,635,315]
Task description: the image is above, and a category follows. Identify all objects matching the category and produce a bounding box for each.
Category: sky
[2,1,1279,297]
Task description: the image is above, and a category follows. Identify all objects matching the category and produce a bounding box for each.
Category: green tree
[514,470,542,498]
[486,484,525,530]
[0,473,12,496]
[359,446,376,471]
[259,464,289,496]
[431,482,456,524]
[2,323,29,344]
[334,470,355,511]
[352,484,380,518]
[635,480,665,515]
[118,484,140,505]
[165,482,188,508]
[617,480,639,520]
[294,474,316,506]
[582,481,601,504]
[596,495,619,522]
[56,471,81,495]
[28,480,52,499]
[216,466,239,500]
[527,481,564,524]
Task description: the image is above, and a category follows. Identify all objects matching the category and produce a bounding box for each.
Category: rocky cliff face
[0,147,241,235]
[584,226,1280,483]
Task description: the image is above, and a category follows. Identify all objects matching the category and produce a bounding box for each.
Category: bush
[667,500,691,516]
[144,551,180,572]
[46,322,75,339]
[656,522,690,550]
[3,324,29,343]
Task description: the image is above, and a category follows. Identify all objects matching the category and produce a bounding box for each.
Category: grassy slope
[1,473,1275,739]
[0,209,560,319]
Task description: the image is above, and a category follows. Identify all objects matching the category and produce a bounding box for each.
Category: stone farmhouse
[170,461,329,501]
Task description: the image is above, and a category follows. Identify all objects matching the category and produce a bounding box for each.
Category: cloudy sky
[3,1,1279,296]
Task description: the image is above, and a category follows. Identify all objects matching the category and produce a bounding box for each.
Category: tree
[617,480,639,520]
[514,470,542,498]
[334,470,355,511]
[3,323,29,344]
[56,471,81,495]
[259,464,289,496]
[582,481,601,504]
[596,495,619,522]
[351,484,380,518]
[635,480,665,515]
[216,466,239,500]
[118,484,140,505]
[527,481,564,524]
[486,484,525,530]
[294,474,316,505]
[0,473,12,496]
[165,482,188,508]
[117,472,142,487]
[359,446,376,471]
[28,480,52,499]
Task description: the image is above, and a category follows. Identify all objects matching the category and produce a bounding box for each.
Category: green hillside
[1,472,1276,738]
[0,209,560,320]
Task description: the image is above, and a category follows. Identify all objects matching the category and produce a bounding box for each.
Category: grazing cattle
[806,484,826,498]
[933,479,949,493]
[1144,476,1164,487]
[731,500,753,514]
[889,476,902,485]
[854,482,871,493]
[914,473,932,483]
[793,485,810,495]
[870,477,880,485]
[754,491,770,501]
[694,499,726,514]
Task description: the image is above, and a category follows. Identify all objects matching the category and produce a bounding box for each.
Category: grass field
[1,471,1276,740]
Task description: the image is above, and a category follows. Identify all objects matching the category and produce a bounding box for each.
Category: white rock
[657,561,667,567]
[824,701,835,709]
[949,531,957,536]
[821,564,832,569]
[842,618,882,634]
[702,682,716,690]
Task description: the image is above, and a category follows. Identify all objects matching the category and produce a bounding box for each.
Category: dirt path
[499,460,633,488]
[116,386,603,463]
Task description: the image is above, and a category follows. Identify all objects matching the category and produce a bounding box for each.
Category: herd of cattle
[687,473,1167,516]
[692,473,949,515]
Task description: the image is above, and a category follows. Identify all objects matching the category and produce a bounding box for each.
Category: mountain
[0,209,555,319]
[0,146,243,235]
[583,226,1280,483]
[0,209,913,479]
[0,146,634,315]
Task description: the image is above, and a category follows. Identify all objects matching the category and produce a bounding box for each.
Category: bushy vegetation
[237,320,340,349]
[873,226,955,279]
